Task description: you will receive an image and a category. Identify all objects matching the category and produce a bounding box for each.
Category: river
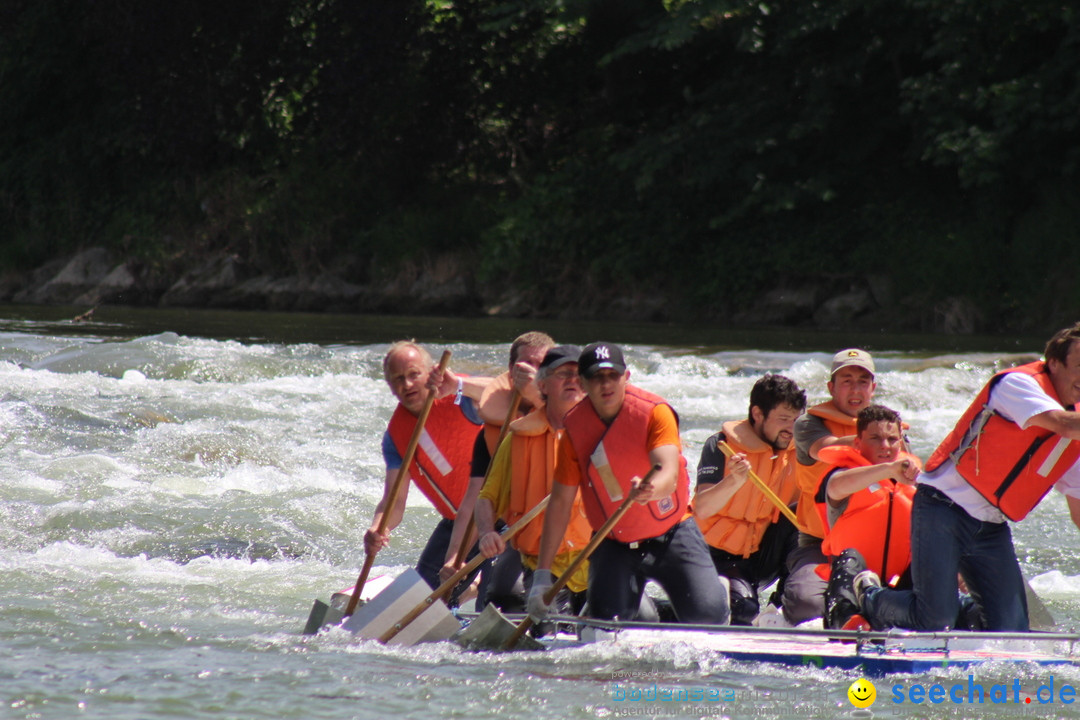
[2,305,1079,720]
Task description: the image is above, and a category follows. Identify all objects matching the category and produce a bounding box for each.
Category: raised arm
[694,469,749,517]
[826,460,918,504]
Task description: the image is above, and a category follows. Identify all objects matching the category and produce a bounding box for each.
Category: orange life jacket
[695,419,797,557]
[925,361,1080,521]
[564,385,689,544]
[503,408,593,556]
[794,402,857,539]
[386,395,480,519]
[818,446,916,584]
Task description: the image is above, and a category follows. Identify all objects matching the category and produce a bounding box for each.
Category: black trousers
[707,514,797,625]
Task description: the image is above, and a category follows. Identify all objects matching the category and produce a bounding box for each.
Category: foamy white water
[2,316,1079,720]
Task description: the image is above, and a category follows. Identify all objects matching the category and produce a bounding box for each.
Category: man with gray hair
[365,341,488,590]
[474,345,593,622]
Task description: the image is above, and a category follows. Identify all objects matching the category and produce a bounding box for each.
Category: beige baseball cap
[831,348,875,377]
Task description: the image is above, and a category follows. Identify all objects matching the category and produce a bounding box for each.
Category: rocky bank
[0,247,985,334]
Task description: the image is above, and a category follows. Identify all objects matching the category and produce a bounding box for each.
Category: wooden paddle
[718,441,808,534]
[343,349,452,618]
[502,464,661,650]
[378,493,551,644]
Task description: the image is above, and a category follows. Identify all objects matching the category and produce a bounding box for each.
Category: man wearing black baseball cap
[579,341,627,375]
[529,342,730,625]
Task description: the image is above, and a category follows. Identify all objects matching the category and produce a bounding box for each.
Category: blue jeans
[863,484,1028,631]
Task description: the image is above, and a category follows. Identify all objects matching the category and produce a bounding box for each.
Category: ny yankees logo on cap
[580,342,626,378]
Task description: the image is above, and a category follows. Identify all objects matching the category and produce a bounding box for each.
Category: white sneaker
[752,605,793,628]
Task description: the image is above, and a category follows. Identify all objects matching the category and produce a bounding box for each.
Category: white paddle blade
[341,569,460,645]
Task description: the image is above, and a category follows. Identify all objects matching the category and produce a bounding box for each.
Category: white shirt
[920,371,1080,523]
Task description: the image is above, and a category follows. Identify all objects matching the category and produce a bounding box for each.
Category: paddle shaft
[717,441,807,533]
[451,391,522,567]
[503,464,661,649]
[378,493,551,644]
[344,350,452,618]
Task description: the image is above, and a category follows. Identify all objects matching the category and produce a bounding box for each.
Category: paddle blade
[303,599,330,636]
[341,569,461,645]
[303,598,347,635]
[303,574,396,635]
[453,605,544,652]
[1025,577,1057,631]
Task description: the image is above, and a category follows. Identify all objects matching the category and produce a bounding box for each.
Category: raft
[455,612,1080,676]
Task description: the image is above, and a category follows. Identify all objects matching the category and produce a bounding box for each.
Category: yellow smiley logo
[847,678,876,708]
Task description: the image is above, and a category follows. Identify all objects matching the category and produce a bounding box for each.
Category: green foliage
[898,1,1080,188]
[473,0,1080,328]
[1007,184,1080,328]
[1,0,1078,330]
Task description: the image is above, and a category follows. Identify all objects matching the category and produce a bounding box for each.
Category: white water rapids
[3,315,1080,719]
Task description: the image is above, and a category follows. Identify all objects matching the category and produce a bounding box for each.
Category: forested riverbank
[2,1,1078,334]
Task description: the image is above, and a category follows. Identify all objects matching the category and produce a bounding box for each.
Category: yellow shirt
[479,430,589,593]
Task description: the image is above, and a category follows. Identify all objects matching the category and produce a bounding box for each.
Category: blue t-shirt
[381,397,482,469]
